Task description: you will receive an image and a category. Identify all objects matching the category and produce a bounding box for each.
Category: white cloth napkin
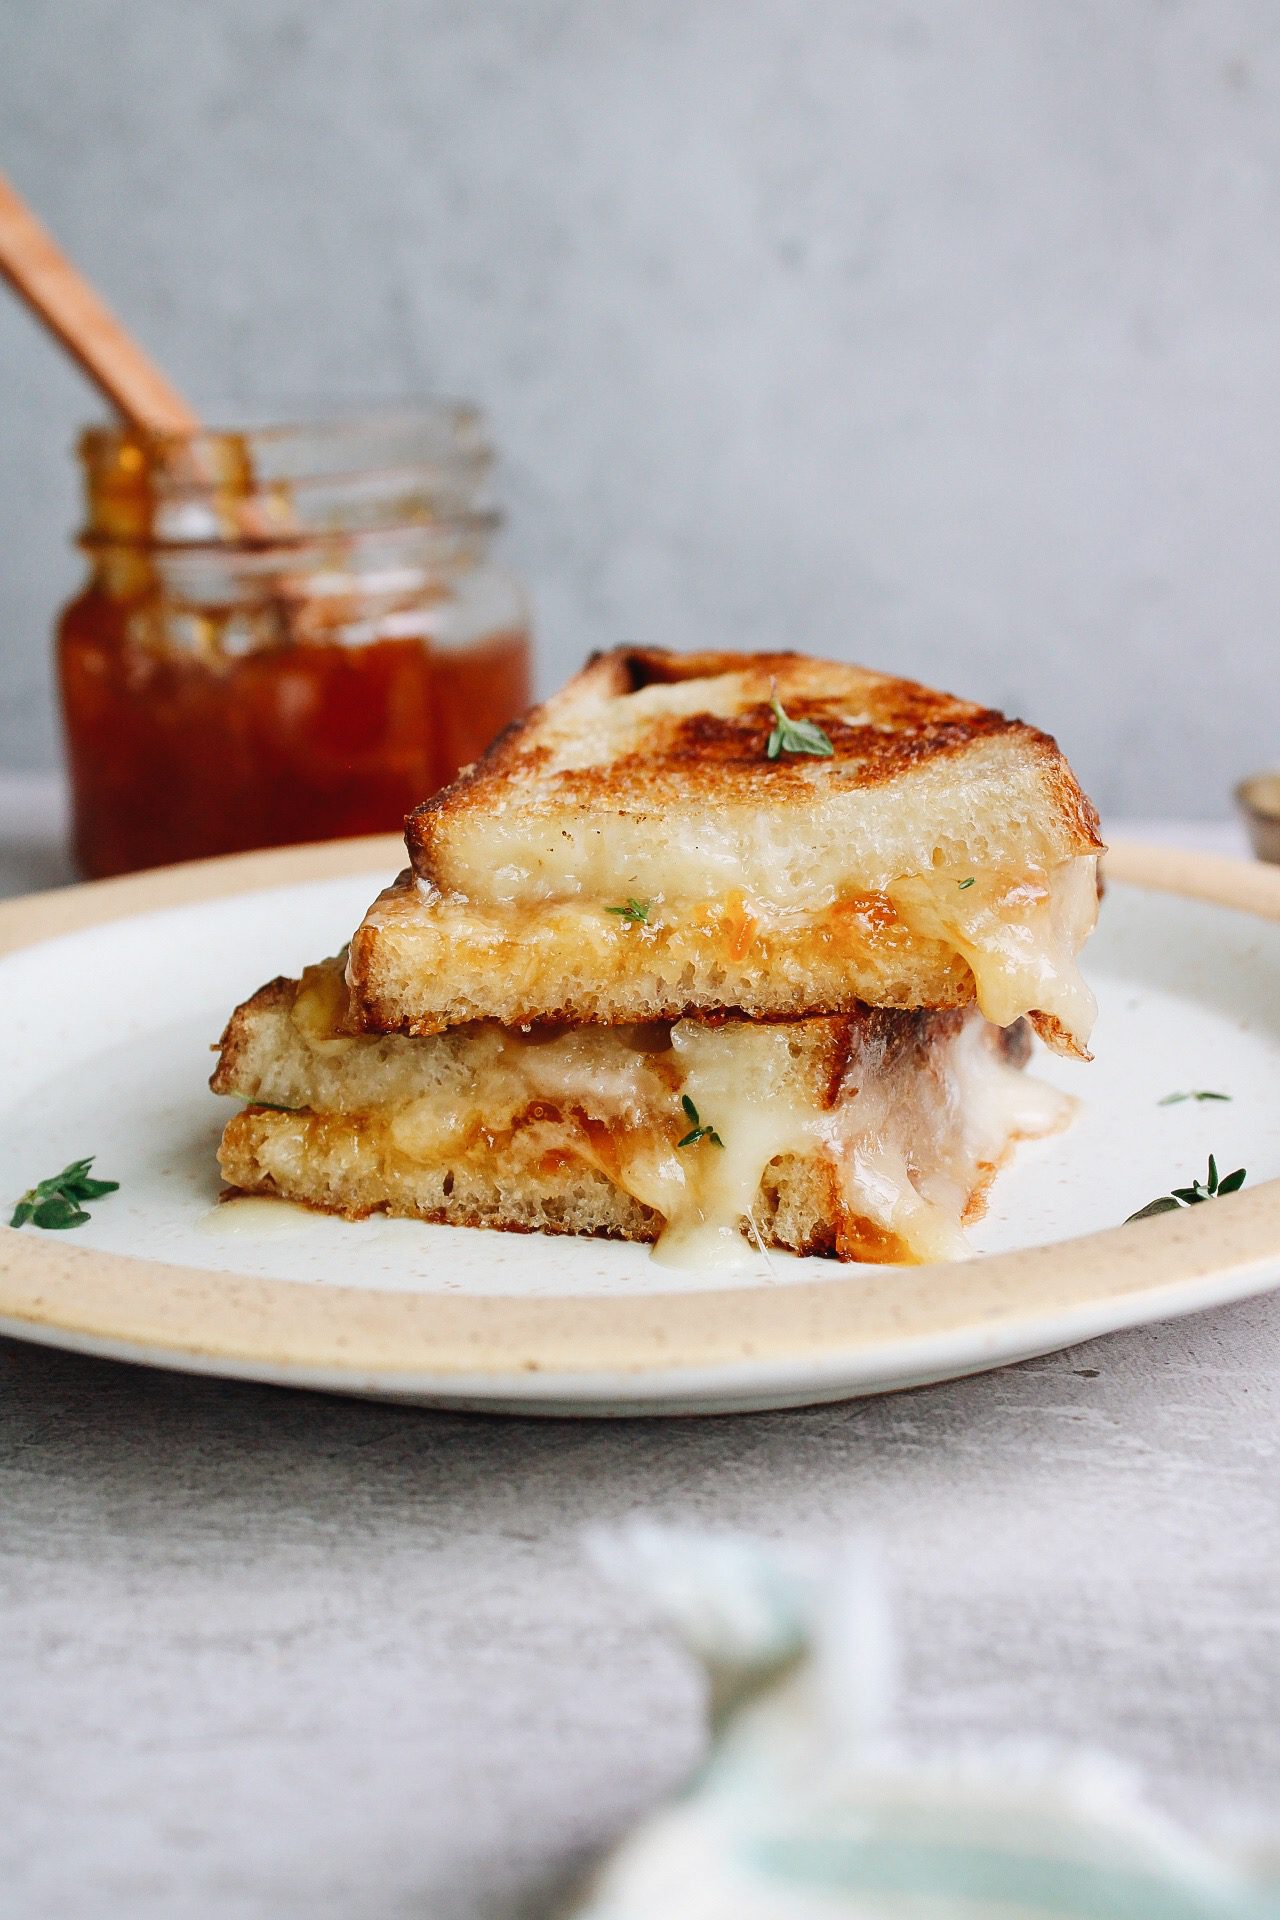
[567,1524,1279,1920]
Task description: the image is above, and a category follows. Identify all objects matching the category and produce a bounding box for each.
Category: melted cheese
[654,1024,821,1270]
[267,983,1073,1270]
[542,1008,1070,1269]
[394,854,1099,1054]
[888,857,1098,1052]
[825,1012,1075,1265]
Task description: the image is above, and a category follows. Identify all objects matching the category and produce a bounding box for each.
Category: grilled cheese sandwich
[348,649,1103,1053]
[212,648,1099,1269]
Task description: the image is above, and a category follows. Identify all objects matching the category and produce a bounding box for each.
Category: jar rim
[78,399,490,464]
[76,401,499,550]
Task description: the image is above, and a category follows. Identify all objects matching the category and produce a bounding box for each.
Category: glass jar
[57,406,532,877]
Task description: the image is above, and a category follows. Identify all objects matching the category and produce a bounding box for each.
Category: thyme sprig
[677,1095,724,1149]
[10,1157,119,1231]
[606,898,651,925]
[766,694,833,761]
[1126,1154,1246,1223]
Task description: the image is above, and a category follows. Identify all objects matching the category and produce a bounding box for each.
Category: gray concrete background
[1,1,1278,813]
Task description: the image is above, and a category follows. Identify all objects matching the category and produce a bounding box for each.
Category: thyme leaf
[677,1093,724,1149]
[606,898,651,925]
[1126,1196,1183,1222]
[10,1156,119,1231]
[766,695,833,761]
[1126,1154,1246,1224]
[1157,1090,1231,1105]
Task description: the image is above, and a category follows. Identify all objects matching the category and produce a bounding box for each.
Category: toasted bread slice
[213,956,1072,1267]
[348,649,1103,1053]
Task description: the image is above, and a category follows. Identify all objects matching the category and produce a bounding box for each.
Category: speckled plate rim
[1,834,1278,1412]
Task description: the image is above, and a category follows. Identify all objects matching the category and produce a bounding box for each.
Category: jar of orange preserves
[57,407,531,877]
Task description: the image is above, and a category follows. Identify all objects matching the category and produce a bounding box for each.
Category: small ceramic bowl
[1236,770,1280,864]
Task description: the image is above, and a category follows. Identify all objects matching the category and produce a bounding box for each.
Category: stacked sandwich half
[212,649,1103,1267]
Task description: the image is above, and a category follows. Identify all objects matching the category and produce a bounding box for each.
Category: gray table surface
[2,786,1275,1920]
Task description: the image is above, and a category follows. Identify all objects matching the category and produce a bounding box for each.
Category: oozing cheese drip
[889,856,1099,1051]
[826,1012,1074,1265]
[655,1024,820,1271]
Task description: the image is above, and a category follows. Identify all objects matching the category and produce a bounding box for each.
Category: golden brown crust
[406,646,1104,884]
[209,977,294,1094]
[1028,1009,1091,1062]
[347,978,972,1039]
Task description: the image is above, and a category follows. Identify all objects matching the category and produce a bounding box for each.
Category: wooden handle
[0,171,198,434]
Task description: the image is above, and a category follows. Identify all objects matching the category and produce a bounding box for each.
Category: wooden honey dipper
[0,170,288,548]
[0,170,198,434]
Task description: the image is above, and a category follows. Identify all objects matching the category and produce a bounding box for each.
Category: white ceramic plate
[1,836,1278,1415]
